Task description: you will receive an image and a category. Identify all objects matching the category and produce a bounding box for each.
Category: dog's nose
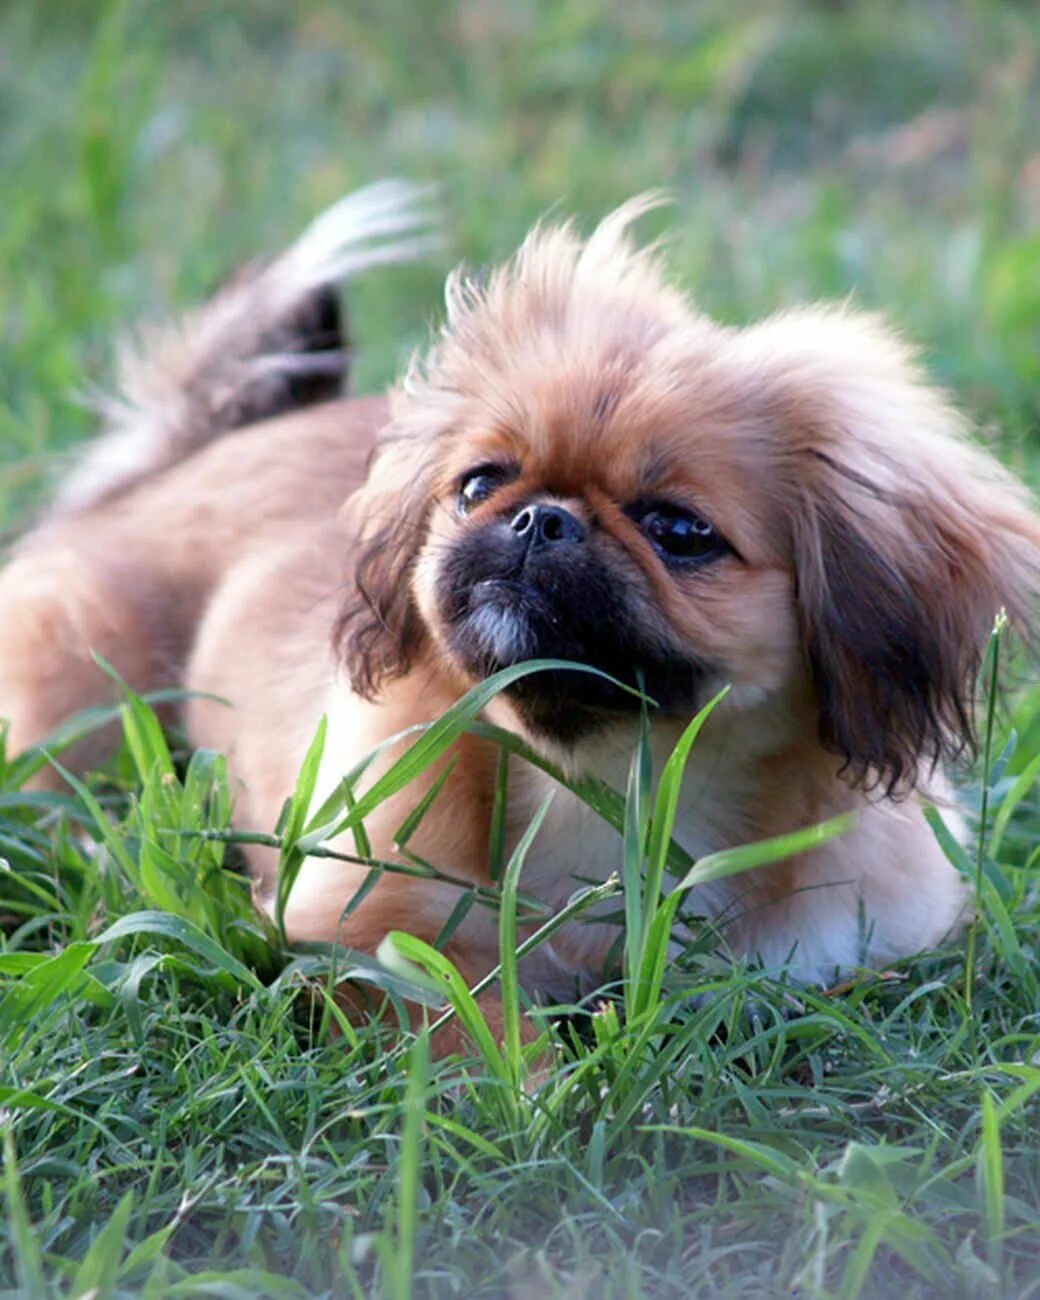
[509,503,585,549]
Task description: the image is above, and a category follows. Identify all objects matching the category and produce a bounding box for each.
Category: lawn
[3,1,1040,1296]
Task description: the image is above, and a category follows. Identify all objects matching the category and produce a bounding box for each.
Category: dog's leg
[0,536,178,779]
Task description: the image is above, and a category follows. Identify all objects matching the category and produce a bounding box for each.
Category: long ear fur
[744,308,1040,793]
[333,429,436,697]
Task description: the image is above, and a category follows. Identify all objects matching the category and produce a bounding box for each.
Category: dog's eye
[630,502,727,564]
[457,465,514,515]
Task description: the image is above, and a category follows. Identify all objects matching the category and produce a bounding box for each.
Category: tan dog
[4,186,1038,1022]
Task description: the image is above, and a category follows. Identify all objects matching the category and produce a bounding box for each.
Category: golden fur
[4,191,1039,1045]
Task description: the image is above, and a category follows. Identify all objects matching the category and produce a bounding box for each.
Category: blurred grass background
[2,0,1038,531]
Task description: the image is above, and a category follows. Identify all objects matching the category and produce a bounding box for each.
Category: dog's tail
[49,181,436,518]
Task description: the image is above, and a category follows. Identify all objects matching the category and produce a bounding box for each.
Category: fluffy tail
[50,180,436,518]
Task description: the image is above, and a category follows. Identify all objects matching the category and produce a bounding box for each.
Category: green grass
[3,1,1040,1295]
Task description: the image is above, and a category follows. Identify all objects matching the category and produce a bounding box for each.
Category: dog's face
[407,336,800,749]
[338,198,1040,790]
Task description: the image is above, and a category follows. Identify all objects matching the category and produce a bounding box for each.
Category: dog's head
[337,198,1040,791]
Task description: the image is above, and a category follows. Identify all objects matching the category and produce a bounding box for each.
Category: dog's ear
[333,429,436,698]
[747,308,1040,793]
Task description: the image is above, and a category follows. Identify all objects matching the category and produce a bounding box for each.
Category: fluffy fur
[5,191,1040,1038]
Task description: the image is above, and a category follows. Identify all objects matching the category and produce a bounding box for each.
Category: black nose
[510,503,586,549]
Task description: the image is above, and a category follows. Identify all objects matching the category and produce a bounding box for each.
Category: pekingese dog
[4,182,1039,1035]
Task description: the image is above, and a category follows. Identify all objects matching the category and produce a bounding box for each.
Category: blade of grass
[629,687,729,1021]
[677,814,855,892]
[622,702,652,1012]
[386,1032,428,1300]
[274,716,328,942]
[96,911,264,994]
[487,747,510,884]
[977,1090,1005,1276]
[499,792,555,1089]
[966,613,1006,1011]
[2,1130,48,1300]
[322,660,639,841]
[67,1189,136,1300]
[378,933,507,1079]
[393,758,457,848]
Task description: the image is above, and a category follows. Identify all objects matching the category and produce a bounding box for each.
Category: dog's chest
[505,741,743,972]
[504,743,748,993]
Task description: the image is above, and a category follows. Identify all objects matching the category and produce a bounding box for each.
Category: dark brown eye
[457,464,515,515]
[629,501,728,565]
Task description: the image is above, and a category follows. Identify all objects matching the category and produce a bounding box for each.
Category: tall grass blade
[386,1032,429,1300]
[677,814,855,891]
[67,1189,136,1299]
[499,792,554,1088]
[977,1090,1005,1276]
[378,933,507,1079]
[629,687,729,1020]
[2,1130,48,1300]
[966,613,1006,1011]
[274,715,328,943]
[622,703,652,1013]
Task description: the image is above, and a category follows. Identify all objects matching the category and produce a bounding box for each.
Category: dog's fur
[5,189,1040,1024]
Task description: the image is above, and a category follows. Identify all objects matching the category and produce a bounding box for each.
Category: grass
[3,0,1040,1295]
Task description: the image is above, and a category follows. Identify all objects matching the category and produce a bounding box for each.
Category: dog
[4,183,1038,1037]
